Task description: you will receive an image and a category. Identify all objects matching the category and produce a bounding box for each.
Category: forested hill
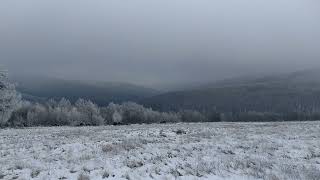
[141,69,320,113]
[12,76,160,106]
[10,69,320,114]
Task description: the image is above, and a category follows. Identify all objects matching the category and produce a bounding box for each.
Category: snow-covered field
[1,122,320,180]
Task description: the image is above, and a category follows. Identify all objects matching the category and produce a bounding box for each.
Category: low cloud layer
[1,0,320,86]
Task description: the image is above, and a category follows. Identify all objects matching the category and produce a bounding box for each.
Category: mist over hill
[142,69,320,113]
[9,69,320,116]
[12,76,160,106]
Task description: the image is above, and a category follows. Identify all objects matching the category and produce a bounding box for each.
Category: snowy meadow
[1,121,320,180]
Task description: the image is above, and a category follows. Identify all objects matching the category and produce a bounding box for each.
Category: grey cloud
[1,0,320,87]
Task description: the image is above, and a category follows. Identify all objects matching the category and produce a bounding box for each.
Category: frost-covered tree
[100,102,121,124]
[48,98,73,125]
[75,99,104,126]
[180,110,207,122]
[121,102,146,124]
[27,103,48,126]
[0,69,21,126]
[112,111,122,125]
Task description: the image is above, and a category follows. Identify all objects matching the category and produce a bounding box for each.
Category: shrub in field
[102,138,145,155]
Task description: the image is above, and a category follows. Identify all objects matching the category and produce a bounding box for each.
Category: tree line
[5,98,320,127]
[1,69,320,128]
[8,99,184,127]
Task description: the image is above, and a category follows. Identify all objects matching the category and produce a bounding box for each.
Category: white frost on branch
[0,69,21,125]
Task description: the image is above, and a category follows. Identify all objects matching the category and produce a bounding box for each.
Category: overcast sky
[1,0,320,87]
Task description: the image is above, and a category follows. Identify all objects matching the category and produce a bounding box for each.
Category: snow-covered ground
[1,122,320,180]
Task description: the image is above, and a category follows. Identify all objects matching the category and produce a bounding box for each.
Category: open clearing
[1,122,320,180]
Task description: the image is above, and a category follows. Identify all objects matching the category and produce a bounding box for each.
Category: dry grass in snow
[1,121,320,179]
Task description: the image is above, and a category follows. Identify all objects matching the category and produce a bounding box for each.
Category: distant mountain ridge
[11,69,320,113]
[12,76,160,106]
[141,69,320,113]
